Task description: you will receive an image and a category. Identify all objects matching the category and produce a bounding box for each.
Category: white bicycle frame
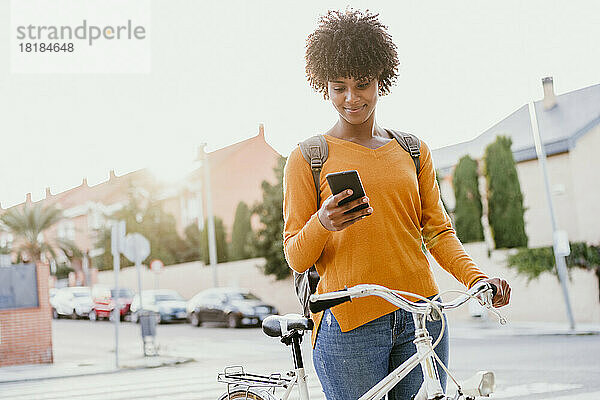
[295,282,499,400]
[219,282,499,400]
[280,367,308,400]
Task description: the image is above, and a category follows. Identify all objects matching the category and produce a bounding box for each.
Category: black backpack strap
[387,129,421,174]
[298,135,328,207]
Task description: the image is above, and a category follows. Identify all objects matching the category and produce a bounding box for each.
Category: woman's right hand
[318,189,373,231]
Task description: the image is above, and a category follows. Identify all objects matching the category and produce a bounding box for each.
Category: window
[181,195,203,228]
[57,220,76,240]
[0,233,13,248]
[88,208,105,230]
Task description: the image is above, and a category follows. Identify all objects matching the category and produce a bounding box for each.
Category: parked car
[186,287,278,328]
[89,286,134,321]
[130,289,187,324]
[49,288,58,318]
[51,287,94,319]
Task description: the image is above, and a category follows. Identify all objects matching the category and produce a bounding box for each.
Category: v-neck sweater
[282,135,488,346]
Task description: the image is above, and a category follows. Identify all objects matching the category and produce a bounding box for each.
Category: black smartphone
[325,170,369,214]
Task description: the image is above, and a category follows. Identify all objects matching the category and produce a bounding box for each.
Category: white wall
[95,258,302,314]
[569,124,600,244]
[517,152,580,247]
[96,247,600,324]
[431,242,600,324]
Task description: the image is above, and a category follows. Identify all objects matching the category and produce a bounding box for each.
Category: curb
[449,325,600,338]
[0,356,195,384]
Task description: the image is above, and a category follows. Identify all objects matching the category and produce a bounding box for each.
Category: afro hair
[305,9,399,99]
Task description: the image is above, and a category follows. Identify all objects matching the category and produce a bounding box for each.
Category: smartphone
[325,170,369,214]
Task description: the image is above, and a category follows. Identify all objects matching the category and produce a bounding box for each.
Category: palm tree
[0,203,81,264]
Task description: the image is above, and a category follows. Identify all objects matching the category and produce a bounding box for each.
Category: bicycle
[217,281,506,400]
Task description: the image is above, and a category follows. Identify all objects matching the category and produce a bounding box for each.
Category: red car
[89,287,134,321]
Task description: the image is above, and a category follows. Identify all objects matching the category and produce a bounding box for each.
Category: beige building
[179,123,281,234]
[0,124,281,266]
[433,78,600,247]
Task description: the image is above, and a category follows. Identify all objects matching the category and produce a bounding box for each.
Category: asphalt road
[1,319,599,399]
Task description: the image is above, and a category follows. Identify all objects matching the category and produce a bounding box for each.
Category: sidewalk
[449,319,600,338]
[0,352,194,384]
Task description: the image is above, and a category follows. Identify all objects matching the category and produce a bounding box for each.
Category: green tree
[251,156,288,279]
[180,223,202,263]
[453,155,484,243]
[483,136,528,248]
[230,201,252,261]
[93,191,189,270]
[54,262,74,279]
[199,217,229,264]
[0,203,80,263]
[435,170,449,213]
[507,242,600,301]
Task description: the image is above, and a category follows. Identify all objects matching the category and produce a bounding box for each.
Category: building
[0,124,281,268]
[168,123,281,235]
[433,78,600,247]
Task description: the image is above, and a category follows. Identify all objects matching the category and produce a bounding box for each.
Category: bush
[453,155,484,243]
[483,136,528,248]
[507,242,600,301]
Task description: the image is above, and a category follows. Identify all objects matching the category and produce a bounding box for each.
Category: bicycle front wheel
[218,388,277,400]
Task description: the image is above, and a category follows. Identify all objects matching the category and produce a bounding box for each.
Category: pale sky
[1,0,599,208]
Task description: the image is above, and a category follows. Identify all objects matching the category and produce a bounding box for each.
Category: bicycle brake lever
[478,290,507,325]
[489,308,507,325]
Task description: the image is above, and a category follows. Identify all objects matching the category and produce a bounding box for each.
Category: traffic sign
[111,221,126,256]
[150,259,164,273]
[122,233,150,264]
[553,230,570,257]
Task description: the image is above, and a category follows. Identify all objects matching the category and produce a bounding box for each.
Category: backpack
[293,130,422,317]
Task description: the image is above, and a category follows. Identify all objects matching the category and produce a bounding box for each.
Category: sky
[1,0,599,208]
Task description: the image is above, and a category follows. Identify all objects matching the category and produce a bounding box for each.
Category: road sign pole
[112,246,120,368]
[111,220,125,369]
[136,258,143,315]
[150,260,163,291]
[529,101,575,330]
[123,232,152,356]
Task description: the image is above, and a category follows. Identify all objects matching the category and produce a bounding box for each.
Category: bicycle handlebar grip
[309,290,351,314]
[477,281,497,298]
[489,282,498,298]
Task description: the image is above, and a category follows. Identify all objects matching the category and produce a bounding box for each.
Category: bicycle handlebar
[308,288,352,314]
[308,281,496,316]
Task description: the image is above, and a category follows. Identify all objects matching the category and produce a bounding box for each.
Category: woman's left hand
[480,277,511,308]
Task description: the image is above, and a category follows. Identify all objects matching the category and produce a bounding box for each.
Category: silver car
[51,287,94,319]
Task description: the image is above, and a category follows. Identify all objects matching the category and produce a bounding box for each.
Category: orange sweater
[283,135,488,345]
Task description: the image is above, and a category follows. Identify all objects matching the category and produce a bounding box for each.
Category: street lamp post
[82,251,90,287]
[528,101,575,330]
[198,144,218,287]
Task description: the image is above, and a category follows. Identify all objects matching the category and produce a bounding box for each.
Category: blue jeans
[313,307,449,400]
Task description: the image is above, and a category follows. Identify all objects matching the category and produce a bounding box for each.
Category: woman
[283,9,510,400]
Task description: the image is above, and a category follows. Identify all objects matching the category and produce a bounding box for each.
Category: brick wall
[0,263,53,367]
